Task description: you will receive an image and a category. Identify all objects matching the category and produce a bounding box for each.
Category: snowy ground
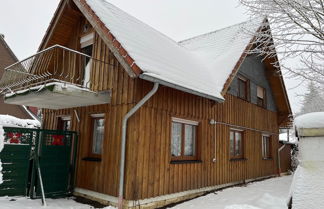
[0,175,292,209]
[169,175,292,209]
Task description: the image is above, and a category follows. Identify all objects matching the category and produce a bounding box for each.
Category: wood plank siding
[40,6,283,203]
[43,32,280,200]
[279,143,292,173]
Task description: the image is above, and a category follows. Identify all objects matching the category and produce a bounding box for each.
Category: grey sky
[0,0,303,113]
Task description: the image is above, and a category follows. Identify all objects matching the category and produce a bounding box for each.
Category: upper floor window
[238,76,249,101]
[171,118,198,161]
[257,86,266,108]
[90,114,105,157]
[230,129,244,159]
[262,135,271,159]
[57,116,71,131]
[80,32,94,88]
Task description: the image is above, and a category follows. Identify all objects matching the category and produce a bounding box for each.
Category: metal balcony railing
[0,45,107,94]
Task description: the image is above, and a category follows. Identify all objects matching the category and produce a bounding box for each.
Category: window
[257,86,266,108]
[90,114,105,157]
[238,76,249,101]
[80,32,94,88]
[57,116,71,131]
[171,118,198,161]
[262,135,271,159]
[229,130,244,159]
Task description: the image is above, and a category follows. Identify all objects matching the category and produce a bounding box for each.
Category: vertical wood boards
[42,27,282,202]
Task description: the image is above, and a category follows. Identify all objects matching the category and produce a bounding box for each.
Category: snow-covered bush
[290,145,299,172]
[0,115,40,128]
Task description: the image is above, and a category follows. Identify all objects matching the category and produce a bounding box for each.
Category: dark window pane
[238,79,247,100]
[57,118,71,131]
[184,124,196,156]
[171,122,182,157]
[262,136,271,158]
[230,131,235,156]
[92,118,105,155]
[235,132,242,156]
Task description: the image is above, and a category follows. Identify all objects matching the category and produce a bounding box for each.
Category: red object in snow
[52,135,64,146]
[8,132,22,144]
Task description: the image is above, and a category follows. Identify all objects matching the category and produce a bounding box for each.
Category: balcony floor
[4,82,111,109]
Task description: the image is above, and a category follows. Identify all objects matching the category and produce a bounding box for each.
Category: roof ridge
[179,18,258,44]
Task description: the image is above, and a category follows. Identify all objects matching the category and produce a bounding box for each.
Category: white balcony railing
[0,45,108,94]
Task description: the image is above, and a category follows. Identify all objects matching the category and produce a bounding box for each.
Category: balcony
[0,45,111,109]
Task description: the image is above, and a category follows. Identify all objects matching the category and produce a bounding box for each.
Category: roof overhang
[140,74,225,103]
[4,82,111,110]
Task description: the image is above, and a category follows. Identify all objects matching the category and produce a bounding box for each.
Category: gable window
[171,118,198,161]
[229,129,244,159]
[80,32,94,88]
[57,116,71,131]
[257,86,266,108]
[90,114,105,157]
[238,76,249,101]
[262,135,271,159]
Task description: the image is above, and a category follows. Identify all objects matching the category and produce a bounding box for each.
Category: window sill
[262,157,273,160]
[256,104,267,109]
[82,157,102,162]
[238,97,249,102]
[230,158,247,162]
[170,160,202,164]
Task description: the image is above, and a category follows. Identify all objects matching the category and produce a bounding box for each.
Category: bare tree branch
[240,0,324,84]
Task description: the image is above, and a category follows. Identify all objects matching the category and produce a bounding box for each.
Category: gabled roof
[75,0,266,102]
[42,0,290,116]
[179,20,261,96]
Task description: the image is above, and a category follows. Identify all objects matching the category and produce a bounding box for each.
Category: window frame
[170,117,199,162]
[257,85,267,108]
[229,129,244,160]
[56,116,71,131]
[237,76,250,101]
[262,135,272,159]
[88,113,105,159]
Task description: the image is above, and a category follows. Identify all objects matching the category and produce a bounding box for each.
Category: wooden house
[0,0,292,208]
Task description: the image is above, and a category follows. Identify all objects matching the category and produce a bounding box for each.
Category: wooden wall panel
[42,29,282,202]
[124,85,280,200]
[279,144,292,173]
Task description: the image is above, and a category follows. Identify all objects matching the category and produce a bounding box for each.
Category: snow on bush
[0,114,40,128]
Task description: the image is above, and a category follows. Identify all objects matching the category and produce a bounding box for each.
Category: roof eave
[140,74,225,103]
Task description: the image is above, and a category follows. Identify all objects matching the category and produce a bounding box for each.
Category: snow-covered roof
[179,20,261,93]
[85,0,262,102]
[295,112,324,137]
[295,112,324,129]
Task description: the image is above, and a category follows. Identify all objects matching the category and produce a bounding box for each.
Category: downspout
[277,144,286,176]
[118,82,159,209]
